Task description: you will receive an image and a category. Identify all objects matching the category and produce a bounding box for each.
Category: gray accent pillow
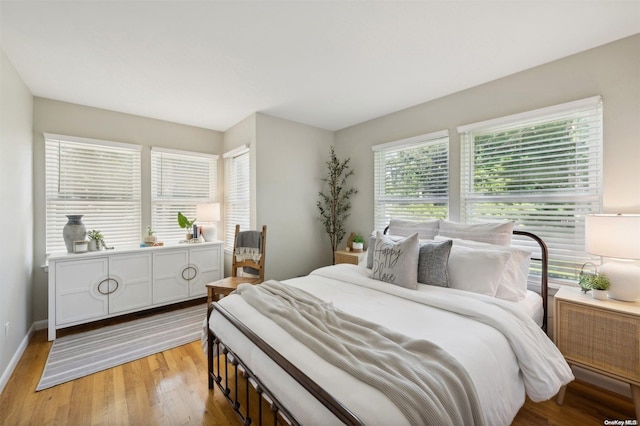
[371,232,419,289]
[417,240,452,287]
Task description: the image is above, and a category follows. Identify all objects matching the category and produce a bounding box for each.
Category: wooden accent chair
[206,224,267,306]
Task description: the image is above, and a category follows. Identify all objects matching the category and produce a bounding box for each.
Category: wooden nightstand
[554,286,640,417]
[206,277,261,305]
[335,250,366,265]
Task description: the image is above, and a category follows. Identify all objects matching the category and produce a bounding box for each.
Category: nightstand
[554,286,640,418]
[334,250,366,265]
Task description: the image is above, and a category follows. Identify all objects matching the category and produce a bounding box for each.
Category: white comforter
[208,264,573,426]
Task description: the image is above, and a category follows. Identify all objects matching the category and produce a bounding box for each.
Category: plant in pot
[144,225,157,245]
[352,234,365,252]
[87,229,104,251]
[579,272,611,300]
[177,212,196,240]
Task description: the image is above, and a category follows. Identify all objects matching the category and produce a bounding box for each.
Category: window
[45,134,142,253]
[458,96,603,283]
[151,147,218,244]
[372,131,449,231]
[224,145,251,251]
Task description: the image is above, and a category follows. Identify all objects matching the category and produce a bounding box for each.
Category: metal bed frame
[206,230,549,425]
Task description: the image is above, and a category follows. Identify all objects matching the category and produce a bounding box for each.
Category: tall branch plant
[317,146,357,264]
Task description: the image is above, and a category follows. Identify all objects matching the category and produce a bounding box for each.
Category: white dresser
[47,241,223,340]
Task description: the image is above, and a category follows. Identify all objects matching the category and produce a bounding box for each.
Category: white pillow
[446,245,511,297]
[388,219,440,240]
[371,232,419,290]
[436,236,531,301]
[438,220,515,246]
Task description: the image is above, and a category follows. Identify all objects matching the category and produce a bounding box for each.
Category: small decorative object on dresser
[63,214,86,253]
[87,229,104,251]
[143,225,157,245]
[554,286,640,418]
[177,212,196,240]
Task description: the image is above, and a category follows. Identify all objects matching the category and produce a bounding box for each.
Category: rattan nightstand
[334,250,366,265]
[554,286,640,418]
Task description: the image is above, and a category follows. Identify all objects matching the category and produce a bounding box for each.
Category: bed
[205,221,574,426]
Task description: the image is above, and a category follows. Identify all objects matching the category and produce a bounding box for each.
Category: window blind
[458,96,603,283]
[151,148,218,244]
[45,135,142,253]
[224,146,251,251]
[372,131,449,231]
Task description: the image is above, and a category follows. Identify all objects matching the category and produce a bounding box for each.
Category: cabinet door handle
[182,266,197,281]
[97,278,119,295]
[108,278,119,295]
[97,279,110,295]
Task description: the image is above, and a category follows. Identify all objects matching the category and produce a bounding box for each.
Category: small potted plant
[144,225,157,245]
[352,234,365,252]
[177,212,196,240]
[579,272,611,300]
[87,229,104,251]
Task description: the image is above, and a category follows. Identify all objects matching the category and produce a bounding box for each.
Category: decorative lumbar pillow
[417,239,452,287]
[438,220,515,247]
[388,219,440,240]
[371,232,419,289]
[446,245,511,297]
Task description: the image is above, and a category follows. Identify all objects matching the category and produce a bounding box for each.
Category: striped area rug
[37,303,206,391]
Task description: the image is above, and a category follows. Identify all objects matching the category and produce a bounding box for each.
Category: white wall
[255,113,335,279]
[0,51,34,392]
[335,34,640,238]
[32,98,223,322]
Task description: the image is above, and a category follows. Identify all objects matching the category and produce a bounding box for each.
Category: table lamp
[585,214,640,301]
[196,203,221,242]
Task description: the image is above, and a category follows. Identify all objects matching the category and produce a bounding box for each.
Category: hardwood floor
[1,329,636,425]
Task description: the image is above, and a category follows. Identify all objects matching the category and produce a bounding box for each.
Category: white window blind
[151,148,218,244]
[372,131,449,231]
[458,96,603,283]
[224,146,251,251]
[45,134,142,253]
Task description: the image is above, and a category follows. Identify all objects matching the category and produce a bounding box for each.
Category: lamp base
[200,225,217,242]
[599,260,640,302]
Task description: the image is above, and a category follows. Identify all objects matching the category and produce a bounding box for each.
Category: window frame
[223,144,251,251]
[44,133,142,254]
[150,147,218,244]
[457,96,603,284]
[372,130,450,232]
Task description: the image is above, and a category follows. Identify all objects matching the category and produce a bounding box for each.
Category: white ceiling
[1,1,639,132]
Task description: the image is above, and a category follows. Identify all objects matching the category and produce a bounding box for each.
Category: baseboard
[34,319,48,331]
[0,322,37,395]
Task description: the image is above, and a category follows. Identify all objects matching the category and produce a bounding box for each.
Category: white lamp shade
[585,214,640,259]
[196,203,221,223]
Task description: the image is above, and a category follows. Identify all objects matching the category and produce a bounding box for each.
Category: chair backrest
[231,224,267,281]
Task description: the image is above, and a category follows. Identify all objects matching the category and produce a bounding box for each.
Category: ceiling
[1,1,639,132]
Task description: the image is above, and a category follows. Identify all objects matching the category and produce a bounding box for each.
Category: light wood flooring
[0,328,637,425]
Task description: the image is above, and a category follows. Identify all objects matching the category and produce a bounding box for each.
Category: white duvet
[208,264,573,426]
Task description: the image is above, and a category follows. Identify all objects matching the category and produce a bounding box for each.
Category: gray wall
[255,113,335,279]
[335,34,640,238]
[0,51,34,391]
[32,98,223,323]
